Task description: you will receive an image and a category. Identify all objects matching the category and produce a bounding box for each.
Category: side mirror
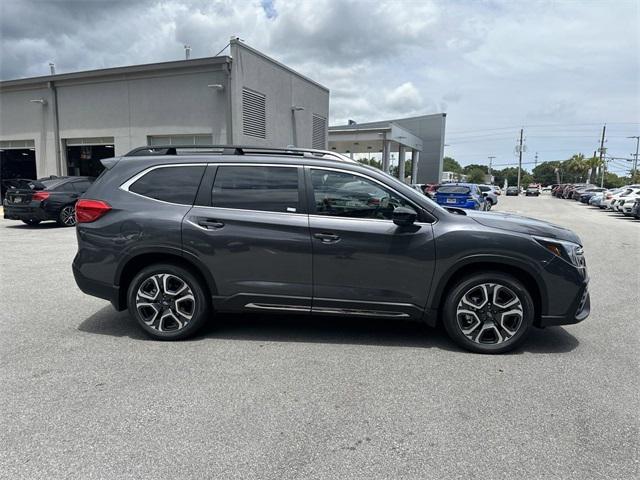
[393,206,417,226]
[482,192,488,197]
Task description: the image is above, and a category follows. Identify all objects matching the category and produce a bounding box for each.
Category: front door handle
[197,218,225,230]
[313,232,340,243]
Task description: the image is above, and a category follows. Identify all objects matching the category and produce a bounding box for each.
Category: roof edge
[0,56,231,88]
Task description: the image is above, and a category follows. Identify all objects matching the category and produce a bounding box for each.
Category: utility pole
[516,128,524,192]
[488,156,495,183]
[628,136,640,181]
[598,124,606,187]
[534,152,538,168]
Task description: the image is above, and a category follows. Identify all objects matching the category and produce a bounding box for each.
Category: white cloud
[0,0,638,167]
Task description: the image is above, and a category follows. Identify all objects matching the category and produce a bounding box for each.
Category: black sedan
[505,186,519,196]
[3,176,94,227]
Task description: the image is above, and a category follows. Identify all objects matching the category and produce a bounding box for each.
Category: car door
[182,163,313,313]
[306,166,436,319]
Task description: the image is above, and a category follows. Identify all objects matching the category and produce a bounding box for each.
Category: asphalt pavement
[1,194,638,479]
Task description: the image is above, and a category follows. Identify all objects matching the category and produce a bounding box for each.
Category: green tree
[603,172,625,188]
[443,156,462,173]
[357,157,382,169]
[563,154,588,182]
[493,167,521,187]
[532,161,562,185]
[463,163,488,175]
[467,168,487,184]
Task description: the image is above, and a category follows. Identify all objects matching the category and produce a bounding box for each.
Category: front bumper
[540,281,590,327]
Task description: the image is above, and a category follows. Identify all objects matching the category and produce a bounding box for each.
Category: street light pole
[628,136,640,181]
[488,156,495,183]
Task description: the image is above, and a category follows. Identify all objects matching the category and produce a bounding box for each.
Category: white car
[619,192,640,215]
[604,188,633,210]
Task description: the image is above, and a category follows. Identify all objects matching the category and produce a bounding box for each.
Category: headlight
[534,236,585,267]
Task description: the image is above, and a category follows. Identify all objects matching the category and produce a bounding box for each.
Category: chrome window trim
[119,163,207,207]
[118,162,435,224]
[120,163,207,191]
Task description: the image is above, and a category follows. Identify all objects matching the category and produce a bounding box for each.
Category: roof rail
[123,145,357,163]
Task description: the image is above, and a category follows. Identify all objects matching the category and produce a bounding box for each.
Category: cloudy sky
[1,0,638,172]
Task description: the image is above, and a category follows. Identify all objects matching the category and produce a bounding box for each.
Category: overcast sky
[1,0,638,172]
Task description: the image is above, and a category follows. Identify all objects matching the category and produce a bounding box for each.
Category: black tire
[127,263,211,340]
[57,204,77,227]
[442,272,535,354]
[21,218,41,226]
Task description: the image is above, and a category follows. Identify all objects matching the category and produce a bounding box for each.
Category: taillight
[32,191,50,202]
[76,199,111,223]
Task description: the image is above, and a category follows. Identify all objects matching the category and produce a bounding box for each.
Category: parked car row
[411,183,500,211]
[552,183,640,219]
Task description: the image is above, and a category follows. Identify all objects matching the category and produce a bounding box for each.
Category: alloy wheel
[135,273,195,332]
[456,283,523,345]
[61,206,77,226]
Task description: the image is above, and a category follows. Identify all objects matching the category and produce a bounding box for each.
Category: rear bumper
[72,261,122,310]
[3,204,51,221]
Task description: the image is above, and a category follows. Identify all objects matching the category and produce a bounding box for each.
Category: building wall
[1,44,330,179]
[230,41,329,149]
[56,68,230,156]
[393,114,446,184]
[0,85,54,175]
[0,63,230,176]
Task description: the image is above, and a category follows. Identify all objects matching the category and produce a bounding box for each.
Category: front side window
[310,169,412,220]
[211,166,299,213]
[129,166,205,205]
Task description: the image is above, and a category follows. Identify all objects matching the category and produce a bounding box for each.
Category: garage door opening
[65,138,115,177]
[0,144,37,200]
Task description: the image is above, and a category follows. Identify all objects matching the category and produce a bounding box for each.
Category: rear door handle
[313,232,340,243]
[197,218,225,230]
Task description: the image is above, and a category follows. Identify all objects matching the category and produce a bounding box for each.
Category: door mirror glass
[392,206,417,226]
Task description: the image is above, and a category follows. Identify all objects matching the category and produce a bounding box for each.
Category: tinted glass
[211,166,299,213]
[73,180,92,192]
[438,185,471,194]
[55,182,76,192]
[130,166,205,205]
[310,169,412,220]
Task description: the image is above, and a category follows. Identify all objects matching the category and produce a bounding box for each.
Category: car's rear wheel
[442,272,534,354]
[128,264,210,340]
[57,205,76,227]
[21,218,41,226]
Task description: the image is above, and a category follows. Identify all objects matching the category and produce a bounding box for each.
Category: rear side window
[73,180,92,192]
[55,182,76,192]
[211,166,299,213]
[129,166,205,205]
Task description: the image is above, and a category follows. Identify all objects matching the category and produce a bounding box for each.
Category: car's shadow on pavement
[78,306,580,354]
[4,222,62,229]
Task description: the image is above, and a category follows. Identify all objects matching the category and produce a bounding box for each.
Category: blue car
[435,183,488,210]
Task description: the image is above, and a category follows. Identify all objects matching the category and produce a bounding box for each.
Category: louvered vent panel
[242,88,266,139]
[312,114,327,149]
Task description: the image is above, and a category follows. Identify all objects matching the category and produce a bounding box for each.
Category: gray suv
[73,146,590,353]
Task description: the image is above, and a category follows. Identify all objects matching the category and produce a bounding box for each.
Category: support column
[411,149,420,184]
[397,146,406,182]
[382,139,391,173]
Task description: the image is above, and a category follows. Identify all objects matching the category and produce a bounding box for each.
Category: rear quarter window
[129,166,206,205]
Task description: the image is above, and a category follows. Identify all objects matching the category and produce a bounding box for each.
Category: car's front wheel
[128,264,211,340]
[442,272,534,354]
